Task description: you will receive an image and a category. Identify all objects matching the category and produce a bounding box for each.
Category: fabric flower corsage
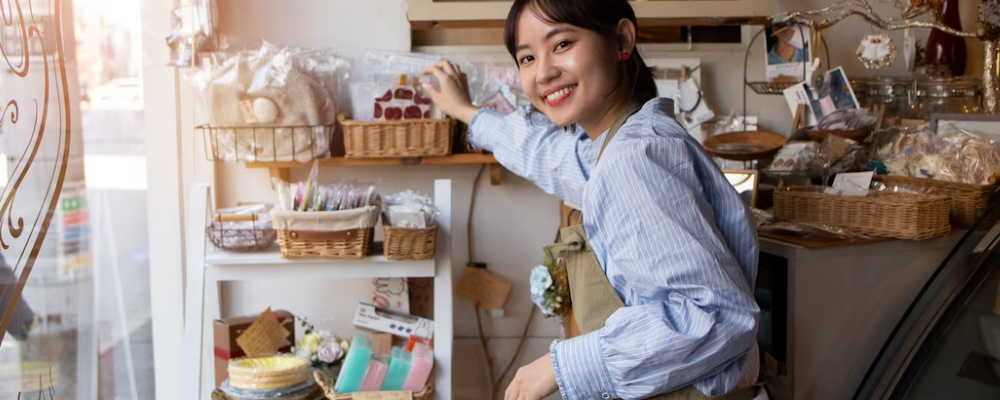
[293,316,346,369]
[528,256,571,318]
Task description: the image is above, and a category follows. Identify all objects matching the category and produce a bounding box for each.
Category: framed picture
[723,169,760,208]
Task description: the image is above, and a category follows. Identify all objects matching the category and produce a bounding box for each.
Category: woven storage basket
[271,206,380,259]
[876,175,1000,228]
[383,220,437,261]
[314,369,434,399]
[773,186,952,240]
[702,130,786,161]
[339,114,454,158]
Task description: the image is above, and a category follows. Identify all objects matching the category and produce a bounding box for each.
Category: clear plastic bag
[166,0,220,67]
[471,64,529,115]
[383,190,440,228]
[185,42,351,161]
[874,122,1000,185]
[272,162,380,212]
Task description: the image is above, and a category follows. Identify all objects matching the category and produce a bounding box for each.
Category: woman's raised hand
[422,60,478,124]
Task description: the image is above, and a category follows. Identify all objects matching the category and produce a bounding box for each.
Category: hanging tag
[238,99,259,124]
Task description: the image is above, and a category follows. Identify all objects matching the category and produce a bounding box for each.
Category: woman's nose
[535,55,559,84]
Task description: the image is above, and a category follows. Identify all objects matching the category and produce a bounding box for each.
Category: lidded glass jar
[913,76,982,119]
[865,77,915,120]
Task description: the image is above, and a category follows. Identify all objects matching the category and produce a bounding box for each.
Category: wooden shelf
[246,153,506,185]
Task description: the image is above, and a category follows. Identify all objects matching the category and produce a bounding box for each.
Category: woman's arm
[469,108,592,205]
[550,136,759,400]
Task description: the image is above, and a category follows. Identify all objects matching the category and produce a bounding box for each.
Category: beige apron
[543,103,763,400]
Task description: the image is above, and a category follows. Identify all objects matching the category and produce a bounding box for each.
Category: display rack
[247,154,505,186]
[182,181,454,400]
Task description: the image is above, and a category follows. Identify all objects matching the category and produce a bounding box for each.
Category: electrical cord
[467,164,538,400]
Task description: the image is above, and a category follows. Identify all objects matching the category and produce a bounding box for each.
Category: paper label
[455,268,512,310]
[353,392,413,400]
[238,99,258,124]
[236,308,291,357]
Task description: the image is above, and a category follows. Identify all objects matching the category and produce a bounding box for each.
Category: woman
[422,0,761,399]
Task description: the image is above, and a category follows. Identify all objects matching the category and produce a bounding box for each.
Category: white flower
[529,266,553,295]
[295,350,311,360]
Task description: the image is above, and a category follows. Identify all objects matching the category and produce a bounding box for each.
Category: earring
[621,52,631,61]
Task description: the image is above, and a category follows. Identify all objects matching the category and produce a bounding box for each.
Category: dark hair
[504,0,658,107]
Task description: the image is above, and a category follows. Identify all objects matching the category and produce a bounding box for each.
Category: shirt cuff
[467,108,504,152]
[550,331,617,400]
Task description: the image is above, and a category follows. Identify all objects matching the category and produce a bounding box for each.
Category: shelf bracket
[490,164,503,186]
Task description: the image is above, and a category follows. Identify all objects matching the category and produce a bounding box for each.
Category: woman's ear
[617,18,637,54]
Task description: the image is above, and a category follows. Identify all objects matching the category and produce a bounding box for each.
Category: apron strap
[595,101,644,165]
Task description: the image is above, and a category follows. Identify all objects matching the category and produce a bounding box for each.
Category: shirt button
[602,393,611,399]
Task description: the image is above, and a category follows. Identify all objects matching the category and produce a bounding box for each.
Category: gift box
[213,310,295,387]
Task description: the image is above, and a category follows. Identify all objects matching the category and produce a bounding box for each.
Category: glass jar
[850,79,869,108]
[914,76,982,119]
[865,77,915,120]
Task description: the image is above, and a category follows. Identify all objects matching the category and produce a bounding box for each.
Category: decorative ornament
[857,34,898,69]
[979,0,1000,38]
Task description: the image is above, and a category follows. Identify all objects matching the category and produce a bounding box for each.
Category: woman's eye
[555,41,571,51]
[519,55,534,65]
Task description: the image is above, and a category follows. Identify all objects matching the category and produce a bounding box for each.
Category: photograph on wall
[765,22,812,83]
[782,67,860,127]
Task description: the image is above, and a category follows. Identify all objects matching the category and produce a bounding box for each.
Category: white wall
[174,0,988,399]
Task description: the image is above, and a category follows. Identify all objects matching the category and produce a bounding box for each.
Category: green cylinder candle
[381,346,412,391]
[335,335,373,394]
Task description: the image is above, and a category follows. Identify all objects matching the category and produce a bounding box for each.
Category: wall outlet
[490,309,505,318]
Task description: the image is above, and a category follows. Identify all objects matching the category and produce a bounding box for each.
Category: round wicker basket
[702,130,786,161]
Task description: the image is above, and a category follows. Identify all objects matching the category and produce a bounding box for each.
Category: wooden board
[758,229,892,249]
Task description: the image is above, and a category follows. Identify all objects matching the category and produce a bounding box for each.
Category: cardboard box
[213,310,295,388]
[353,303,433,339]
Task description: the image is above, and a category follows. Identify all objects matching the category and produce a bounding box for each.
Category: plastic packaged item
[186,42,350,162]
[360,354,389,392]
[272,163,381,212]
[381,346,412,391]
[874,122,1000,185]
[374,75,434,121]
[403,343,434,391]
[768,142,819,172]
[335,335,374,394]
[167,0,220,67]
[383,190,439,228]
[816,108,878,131]
[226,355,311,392]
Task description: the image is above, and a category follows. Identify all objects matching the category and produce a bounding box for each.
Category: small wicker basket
[702,130,786,161]
[876,175,1000,228]
[339,114,454,158]
[382,220,437,261]
[773,186,952,240]
[314,369,434,399]
[271,206,380,259]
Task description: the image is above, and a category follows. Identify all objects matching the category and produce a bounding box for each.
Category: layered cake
[228,355,309,391]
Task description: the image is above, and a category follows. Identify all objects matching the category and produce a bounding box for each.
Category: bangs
[504,0,626,59]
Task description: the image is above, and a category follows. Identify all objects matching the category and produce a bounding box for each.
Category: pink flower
[317,339,343,364]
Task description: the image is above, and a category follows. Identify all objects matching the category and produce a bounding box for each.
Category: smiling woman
[422,1,769,400]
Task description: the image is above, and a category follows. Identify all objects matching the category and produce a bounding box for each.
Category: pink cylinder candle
[403,343,434,391]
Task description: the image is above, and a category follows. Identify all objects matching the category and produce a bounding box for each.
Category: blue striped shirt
[469,98,760,400]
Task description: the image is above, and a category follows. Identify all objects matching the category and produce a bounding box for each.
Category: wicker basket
[773,186,952,240]
[806,128,871,143]
[339,114,454,158]
[314,369,434,399]
[383,220,438,261]
[702,130,786,161]
[271,206,380,259]
[876,175,1000,228]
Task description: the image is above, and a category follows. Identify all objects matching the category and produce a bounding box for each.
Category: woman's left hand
[505,352,559,400]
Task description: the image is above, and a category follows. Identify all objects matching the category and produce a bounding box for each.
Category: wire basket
[746,81,799,96]
[199,124,334,162]
[206,214,277,252]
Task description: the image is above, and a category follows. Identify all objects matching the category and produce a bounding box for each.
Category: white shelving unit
[183,180,454,400]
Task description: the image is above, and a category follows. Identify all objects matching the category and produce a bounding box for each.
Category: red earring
[621,52,631,61]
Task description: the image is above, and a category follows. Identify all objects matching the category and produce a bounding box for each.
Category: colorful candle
[381,347,411,391]
[403,343,434,391]
[360,354,389,392]
[335,335,373,394]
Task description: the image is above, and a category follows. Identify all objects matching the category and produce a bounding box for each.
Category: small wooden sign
[236,308,290,357]
[455,267,512,310]
[372,333,393,355]
[352,391,413,400]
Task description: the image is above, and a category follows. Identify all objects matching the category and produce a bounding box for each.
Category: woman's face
[514,9,622,128]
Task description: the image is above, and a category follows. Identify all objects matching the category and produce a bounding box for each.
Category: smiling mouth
[544,85,577,105]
